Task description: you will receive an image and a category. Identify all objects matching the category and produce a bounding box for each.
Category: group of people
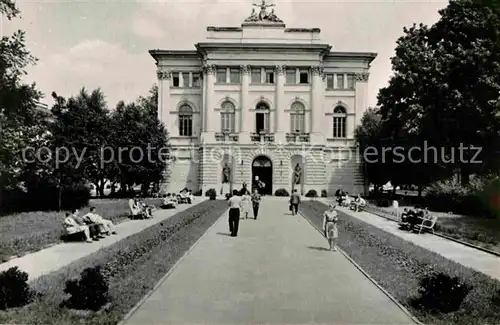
[63,207,117,243]
[227,188,262,237]
[129,198,154,219]
[399,207,431,231]
[162,189,195,209]
[335,188,366,212]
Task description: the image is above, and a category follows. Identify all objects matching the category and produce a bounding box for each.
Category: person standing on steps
[228,189,242,237]
[251,189,261,219]
[289,189,301,216]
[323,203,339,251]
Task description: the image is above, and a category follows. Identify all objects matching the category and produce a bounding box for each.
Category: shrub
[205,188,217,200]
[0,267,35,310]
[193,189,202,196]
[61,266,110,311]
[274,188,289,196]
[321,189,327,197]
[305,189,318,198]
[410,272,472,314]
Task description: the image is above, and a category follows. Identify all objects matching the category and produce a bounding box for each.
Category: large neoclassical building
[150,2,376,195]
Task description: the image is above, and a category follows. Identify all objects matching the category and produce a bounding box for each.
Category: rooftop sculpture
[244,0,283,23]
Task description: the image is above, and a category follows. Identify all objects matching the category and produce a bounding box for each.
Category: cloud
[131,16,166,40]
[27,39,156,108]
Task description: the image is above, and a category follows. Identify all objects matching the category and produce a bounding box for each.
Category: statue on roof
[244,0,283,23]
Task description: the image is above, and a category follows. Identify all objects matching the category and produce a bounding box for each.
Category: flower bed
[0,200,227,325]
[300,201,500,325]
[0,198,162,262]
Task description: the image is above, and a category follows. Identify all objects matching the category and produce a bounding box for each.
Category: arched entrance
[252,155,273,195]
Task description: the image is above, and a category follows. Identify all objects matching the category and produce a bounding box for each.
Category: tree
[377,0,500,186]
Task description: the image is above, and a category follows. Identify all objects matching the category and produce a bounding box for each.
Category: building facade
[150,3,376,196]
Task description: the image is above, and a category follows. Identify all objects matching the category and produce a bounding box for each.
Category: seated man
[343,194,352,207]
[163,193,177,209]
[187,190,194,203]
[83,206,117,235]
[71,208,103,240]
[350,194,366,212]
[178,189,190,204]
[138,199,154,218]
[63,212,93,242]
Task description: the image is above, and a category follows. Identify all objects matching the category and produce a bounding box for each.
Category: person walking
[251,189,261,220]
[323,203,339,251]
[290,189,301,216]
[228,190,242,237]
[241,191,251,219]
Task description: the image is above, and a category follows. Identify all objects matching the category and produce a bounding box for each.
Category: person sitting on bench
[343,192,352,207]
[138,199,154,218]
[63,212,93,242]
[83,207,117,235]
[335,187,346,205]
[129,199,147,219]
[351,194,366,212]
[162,193,177,209]
[71,209,103,240]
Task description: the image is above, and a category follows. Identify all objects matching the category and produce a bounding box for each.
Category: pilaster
[310,66,325,144]
[202,64,216,143]
[156,68,171,126]
[354,72,369,127]
[240,65,251,144]
[275,65,286,143]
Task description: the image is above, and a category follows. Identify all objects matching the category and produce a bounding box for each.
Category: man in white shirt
[83,207,117,235]
[353,194,366,212]
[228,189,242,237]
[64,212,93,242]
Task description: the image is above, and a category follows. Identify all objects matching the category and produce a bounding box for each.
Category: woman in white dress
[322,203,339,251]
[241,191,251,219]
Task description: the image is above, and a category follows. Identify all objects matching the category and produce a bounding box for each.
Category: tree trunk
[418,185,423,198]
[97,179,105,197]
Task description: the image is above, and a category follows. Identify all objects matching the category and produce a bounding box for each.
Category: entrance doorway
[252,155,273,195]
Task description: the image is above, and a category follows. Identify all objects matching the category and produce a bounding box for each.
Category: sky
[1,0,448,109]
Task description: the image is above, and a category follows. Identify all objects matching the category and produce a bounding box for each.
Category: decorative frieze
[202,64,216,75]
[355,72,369,82]
[157,69,172,80]
[240,65,250,74]
[274,65,285,75]
[311,66,324,76]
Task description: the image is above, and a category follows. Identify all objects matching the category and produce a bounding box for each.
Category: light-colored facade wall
[152,19,376,196]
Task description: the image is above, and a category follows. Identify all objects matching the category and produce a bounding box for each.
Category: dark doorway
[256,113,265,134]
[252,156,273,195]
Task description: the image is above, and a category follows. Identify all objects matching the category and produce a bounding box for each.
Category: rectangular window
[299,70,309,84]
[221,113,235,132]
[216,68,226,83]
[291,115,305,133]
[347,73,355,89]
[265,69,275,84]
[229,68,240,83]
[172,75,180,87]
[255,113,269,133]
[285,69,296,84]
[326,74,334,89]
[333,117,346,138]
[179,116,193,136]
[336,74,344,89]
[192,73,201,88]
[251,68,261,84]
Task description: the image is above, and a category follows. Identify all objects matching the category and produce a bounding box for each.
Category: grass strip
[300,200,500,325]
[0,200,227,325]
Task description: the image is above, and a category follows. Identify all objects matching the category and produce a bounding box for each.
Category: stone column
[275,65,285,143]
[156,68,171,129]
[202,64,216,143]
[310,66,325,144]
[240,65,250,144]
[354,72,369,128]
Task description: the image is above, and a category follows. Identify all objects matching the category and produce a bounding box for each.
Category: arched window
[290,102,305,133]
[179,104,193,136]
[220,101,235,133]
[255,102,270,134]
[332,106,347,138]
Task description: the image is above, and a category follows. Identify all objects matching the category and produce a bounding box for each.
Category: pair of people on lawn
[129,198,154,219]
[63,207,117,243]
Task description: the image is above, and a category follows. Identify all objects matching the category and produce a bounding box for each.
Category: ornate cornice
[240,65,250,74]
[157,69,172,80]
[311,66,324,76]
[355,72,369,82]
[274,65,285,75]
[202,64,216,75]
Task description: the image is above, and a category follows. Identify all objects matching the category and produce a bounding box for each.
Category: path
[123,198,415,325]
[318,198,500,281]
[0,199,207,281]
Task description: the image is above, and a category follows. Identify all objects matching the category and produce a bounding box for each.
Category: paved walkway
[123,198,415,325]
[0,199,207,281]
[319,198,500,281]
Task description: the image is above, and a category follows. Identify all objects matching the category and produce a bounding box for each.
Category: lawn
[0,199,227,325]
[300,201,500,325]
[0,198,162,262]
[365,203,500,255]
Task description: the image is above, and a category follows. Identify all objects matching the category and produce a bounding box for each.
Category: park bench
[413,215,438,234]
